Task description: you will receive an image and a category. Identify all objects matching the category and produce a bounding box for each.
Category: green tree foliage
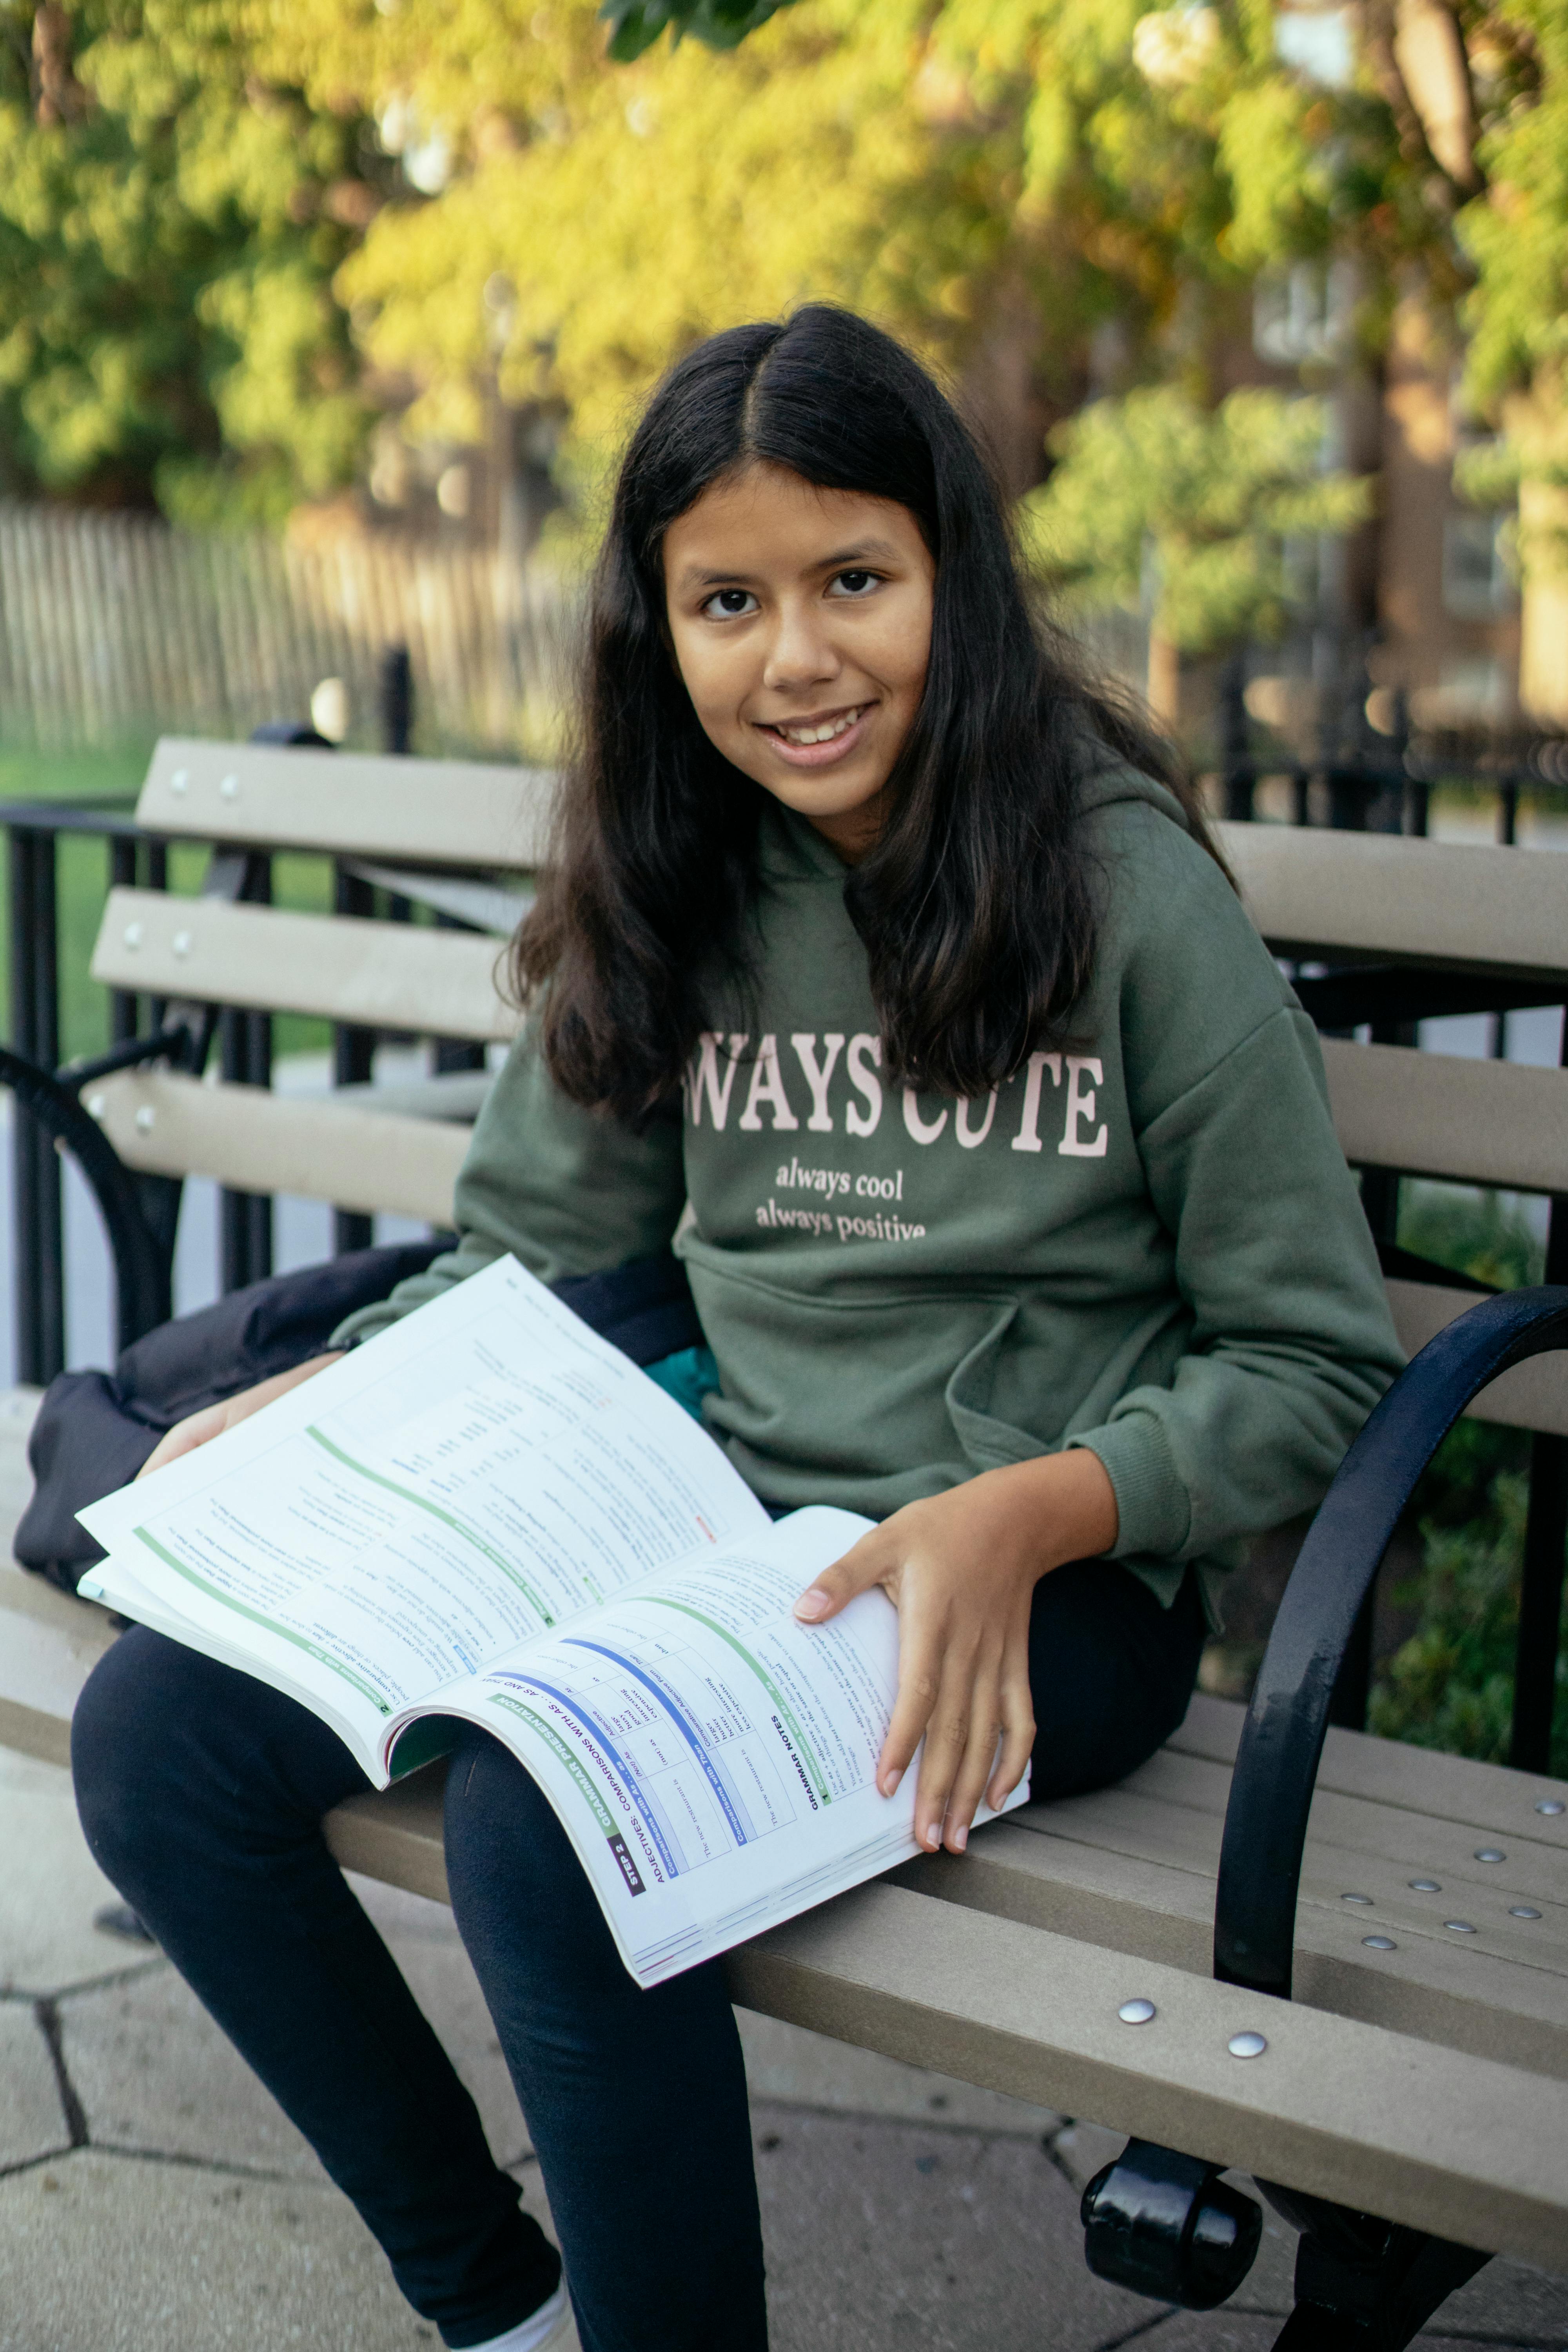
[0,0,383,520]
[1459,0,1568,415]
[7,0,1563,555]
[1021,384,1370,655]
[256,0,1420,502]
[1446,0,1568,584]
[585,2,1568,564]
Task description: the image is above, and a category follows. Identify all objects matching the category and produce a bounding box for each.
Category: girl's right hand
[136,1352,344,1479]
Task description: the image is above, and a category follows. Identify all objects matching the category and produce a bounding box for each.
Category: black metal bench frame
[1085,1283,1568,2344]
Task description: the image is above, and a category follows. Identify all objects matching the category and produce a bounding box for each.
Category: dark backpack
[16,1246,703,1595]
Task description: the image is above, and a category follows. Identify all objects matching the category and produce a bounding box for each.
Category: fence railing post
[1219,651,1254,820]
[218,853,274,1293]
[332,860,376,1258]
[7,823,63,1385]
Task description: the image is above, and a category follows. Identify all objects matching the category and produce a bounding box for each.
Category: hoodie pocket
[944,1299,1054,1472]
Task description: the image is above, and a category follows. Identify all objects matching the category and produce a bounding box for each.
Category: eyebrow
[675,538,903,591]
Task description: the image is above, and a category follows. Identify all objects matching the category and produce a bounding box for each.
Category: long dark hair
[515,304,1213,1116]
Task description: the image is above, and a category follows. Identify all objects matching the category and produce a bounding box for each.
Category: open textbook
[78,1257,1026,1987]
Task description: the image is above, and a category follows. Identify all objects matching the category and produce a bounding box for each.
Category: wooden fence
[0,503,580,755]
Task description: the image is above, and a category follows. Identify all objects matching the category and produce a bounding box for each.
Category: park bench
[1,735,1566,2348]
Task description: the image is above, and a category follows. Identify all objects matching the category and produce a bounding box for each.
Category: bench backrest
[136,736,556,870]
[1216,819,1568,984]
[80,746,1568,1437]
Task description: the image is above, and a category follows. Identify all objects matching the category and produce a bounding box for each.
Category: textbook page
[428,1506,1030,1988]
[79,1257,769,1774]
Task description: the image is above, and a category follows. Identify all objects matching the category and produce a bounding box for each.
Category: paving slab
[0,2148,446,2352]
[0,1750,124,1996]
[58,1885,537,2181]
[59,1965,330,2182]
[750,2100,1158,2351]
[1130,2319,1281,2350]
[1439,2257,1568,2343]
[0,2002,71,2170]
[1138,2321,1557,2352]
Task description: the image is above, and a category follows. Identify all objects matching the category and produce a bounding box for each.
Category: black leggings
[71,1559,1205,2352]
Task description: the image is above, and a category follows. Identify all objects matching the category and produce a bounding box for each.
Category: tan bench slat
[0,1387,42,1539]
[10,1561,1568,2257]
[332,1071,494,1123]
[1170,1693,1568,1834]
[332,1793,1568,2259]
[730,1882,1568,2264]
[895,1821,1568,2079]
[1026,1783,1568,1970]
[345,861,533,938]
[0,1561,116,1773]
[1322,1036,1568,1194]
[136,737,556,871]
[91,889,515,1042]
[1014,1784,1568,1998]
[1110,1745,1568,1887]
[324,1797,1561,2258]
[325,1768,453,1904]
[1386,1278,1568,1437]
[1054,1769,1568,1947]
[1218,820,1568,980]
[89,1072,467,1224]
[1128,1731,1568,1853]
[12,1580,1564,2082]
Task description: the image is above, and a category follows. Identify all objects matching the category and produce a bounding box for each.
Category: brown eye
[833,570,878,597]
[702,588,757,618]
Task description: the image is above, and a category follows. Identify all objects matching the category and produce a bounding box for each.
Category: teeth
[777,707,863,746]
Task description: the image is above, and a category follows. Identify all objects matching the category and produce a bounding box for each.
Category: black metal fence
[5,665,1568,1771]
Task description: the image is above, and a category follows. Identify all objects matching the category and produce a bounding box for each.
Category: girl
[72,306,1402,2352]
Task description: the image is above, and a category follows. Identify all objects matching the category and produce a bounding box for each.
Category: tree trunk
[1519,478,1568,725]
[1146,630,1181,726]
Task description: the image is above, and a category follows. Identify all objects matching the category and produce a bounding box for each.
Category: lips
[755,702,874,769]
[768,704,867,747]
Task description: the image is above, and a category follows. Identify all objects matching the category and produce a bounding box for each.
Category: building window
[1442,512,1515,620]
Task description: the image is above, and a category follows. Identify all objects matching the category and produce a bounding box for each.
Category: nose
[761,596,840,696]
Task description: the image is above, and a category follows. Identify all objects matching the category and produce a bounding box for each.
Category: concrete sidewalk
[2,1748,1564,2352]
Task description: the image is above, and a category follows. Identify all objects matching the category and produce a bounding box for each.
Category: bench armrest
[1212,1283,1568,2001]
[0,1047,171,1348]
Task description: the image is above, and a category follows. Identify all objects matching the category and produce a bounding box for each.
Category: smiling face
[661,461,936,863]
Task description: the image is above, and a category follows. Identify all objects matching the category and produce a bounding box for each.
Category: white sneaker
[538,2294,580,2351]
[470,2284,579,2352]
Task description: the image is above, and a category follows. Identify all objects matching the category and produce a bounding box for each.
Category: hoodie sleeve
[1063,804,1406,1584]
[330,1025,688,1348]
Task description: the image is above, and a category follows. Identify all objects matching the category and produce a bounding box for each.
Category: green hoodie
[337,758,1403,1622]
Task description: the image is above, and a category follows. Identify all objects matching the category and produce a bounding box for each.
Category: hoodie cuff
[1066,1410,1191,1563]
[327,1302,404,1352]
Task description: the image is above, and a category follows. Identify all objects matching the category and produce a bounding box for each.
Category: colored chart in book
[478,1538,897,1898]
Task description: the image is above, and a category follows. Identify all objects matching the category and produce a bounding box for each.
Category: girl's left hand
[792,1449,1118,1855]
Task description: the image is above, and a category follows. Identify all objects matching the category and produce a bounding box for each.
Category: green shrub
[1369,1182,1564,1772]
